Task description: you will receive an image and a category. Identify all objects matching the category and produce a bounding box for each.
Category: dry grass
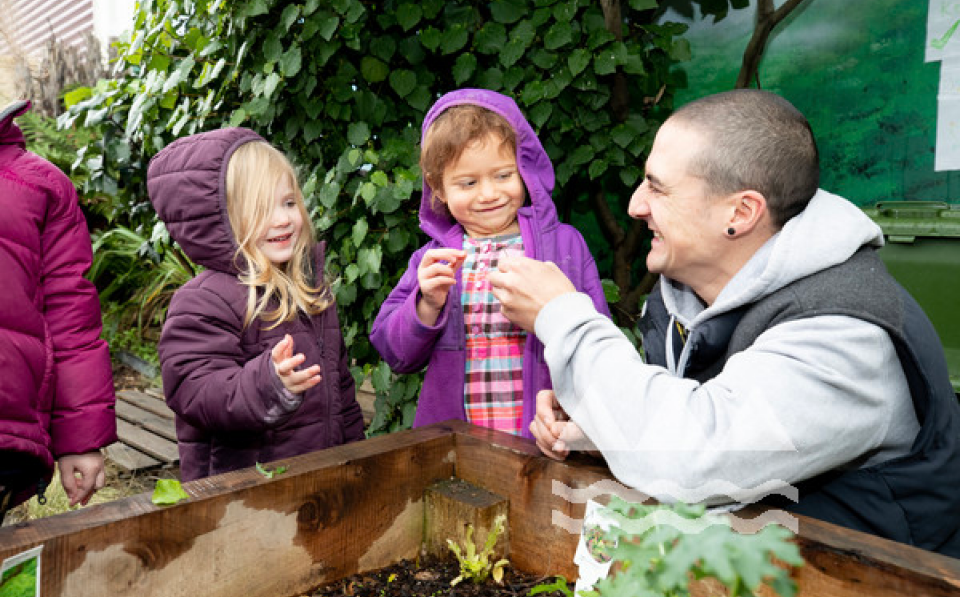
[3,459,180,526]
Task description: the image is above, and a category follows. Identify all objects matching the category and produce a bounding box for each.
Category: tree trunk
[735,0,810,89]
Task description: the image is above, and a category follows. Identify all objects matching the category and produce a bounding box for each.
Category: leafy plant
[582,498,803,597]
[447,513,510,586]
[529,575,575,596]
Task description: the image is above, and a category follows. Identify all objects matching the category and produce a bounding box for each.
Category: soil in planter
[309,555,573,597]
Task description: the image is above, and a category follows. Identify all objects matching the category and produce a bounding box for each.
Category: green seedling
[447,513,510,586]
[528,575,575,596]
[255,462,288,479]
[151,479,189,506]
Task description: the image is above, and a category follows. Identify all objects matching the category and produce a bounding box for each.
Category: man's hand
[58,452,106,507]
[488,256,576,332]
[272,334,322,394]
[416,248,466,326]
[529,389,594,460]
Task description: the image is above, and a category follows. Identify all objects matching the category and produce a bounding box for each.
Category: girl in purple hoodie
[148,129,364,481]
[371,89,610,438]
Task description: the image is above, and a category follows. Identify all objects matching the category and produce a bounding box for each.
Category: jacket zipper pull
[36,479,48,506]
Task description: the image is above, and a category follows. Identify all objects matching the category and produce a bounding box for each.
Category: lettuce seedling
[151,479,189,506]
[447,513,510,586]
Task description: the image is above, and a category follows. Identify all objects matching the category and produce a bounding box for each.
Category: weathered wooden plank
[115,400,178,442]
[423,477,508,560]
[0,425,457,597]
[115,419,180,464]
[104,442,161,472]
[117,389,175,420]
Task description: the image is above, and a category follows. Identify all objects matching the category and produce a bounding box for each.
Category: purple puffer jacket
[370,89,611,439]
[147,128,364,481]
[0,101,116,506]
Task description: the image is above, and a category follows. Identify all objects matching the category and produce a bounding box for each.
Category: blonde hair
[225,141,332,329]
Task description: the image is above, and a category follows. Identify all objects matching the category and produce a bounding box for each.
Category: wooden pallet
[105,388,179,472]
[106,383,377,473]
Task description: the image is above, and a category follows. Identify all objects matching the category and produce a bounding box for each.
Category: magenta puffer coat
[0,100,117,507]
[147,128,365,481]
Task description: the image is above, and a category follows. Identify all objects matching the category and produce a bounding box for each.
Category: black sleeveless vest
[639,248,960,556]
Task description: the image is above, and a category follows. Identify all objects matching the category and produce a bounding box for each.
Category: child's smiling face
[436,133,525,239]
[256,175,303,265]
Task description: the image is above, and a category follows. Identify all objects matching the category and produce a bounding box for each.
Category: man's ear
[728,190,768,234]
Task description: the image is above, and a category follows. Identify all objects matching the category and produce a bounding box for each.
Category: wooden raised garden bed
[1,420,959,596]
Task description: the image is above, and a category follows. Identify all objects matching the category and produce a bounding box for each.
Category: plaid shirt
[461,233,527,435]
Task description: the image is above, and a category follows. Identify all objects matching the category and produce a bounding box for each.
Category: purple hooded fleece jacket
[147,128,364,482]
[0,101,116,508]
[370,89,611,439]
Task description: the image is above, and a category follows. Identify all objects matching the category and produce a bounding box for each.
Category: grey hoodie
[535,190,920,505]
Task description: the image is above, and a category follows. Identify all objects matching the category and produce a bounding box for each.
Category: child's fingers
[275,352,307,375]
[271,334,293,363]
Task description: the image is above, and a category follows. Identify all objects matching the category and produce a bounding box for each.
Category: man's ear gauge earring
[727,227,736,236]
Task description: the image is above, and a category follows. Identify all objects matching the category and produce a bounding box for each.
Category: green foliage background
[61,0,693,434]
[668,0,960,205]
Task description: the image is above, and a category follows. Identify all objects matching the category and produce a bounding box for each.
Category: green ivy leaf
[389,69,417,97]
[588,158,608,179]
[440,24,468,54]
[490,0,525,24]
[280,46,302,77]
[348,121,371,145]
[263,33,283,62]
[529,102,552,128]
[396,3,422,30]
[475,67,504,90]
[594,50,617,75]
[360,56,389,82]
[246,0,269,17]
[304,119,323,143]
[420,26,442,51]
[453,53,477,85]
[474,22,507,55]
[407,87,432,111]
[263,72,282,98]
[280,4,300,31]
[316,14,340,41]
[544,21,573,50]
[358,245,383,275]
[370,36,397,62]
[567,48,590,76]
[500,38,525,68]
[345,263,360,283]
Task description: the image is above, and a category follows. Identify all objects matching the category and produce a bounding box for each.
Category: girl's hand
[271,334,322,394]
[58,452,106,507]
[416,248,466,325]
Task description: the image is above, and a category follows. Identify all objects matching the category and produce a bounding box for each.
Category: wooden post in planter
[423,477,509,561]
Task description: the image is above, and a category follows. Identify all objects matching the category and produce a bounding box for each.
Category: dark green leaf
[420,27,442,51]
[500,38,525,68]
[348,121,371,145]
[370,36,397,62]
[588,158,608,179]
[280,46,302,77]
[529,102,552,128]
[440,24,468,54]
[389,69,417,97]
[407,87,432,111]
[553,0,577,22]
[629,0,658,9]
[475,67,503,90]
[352,218,368,246]
[263,33,282,62]
[315,14,340,41]
[474,22,507,55]
[246,0,269,17]
[281,4,300,31]
[568,48,590,76]
[360,56,389,82]
[490,0,525,24]
[453,53,477,85]
[601,279,621,303]
[396,3,422,30]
